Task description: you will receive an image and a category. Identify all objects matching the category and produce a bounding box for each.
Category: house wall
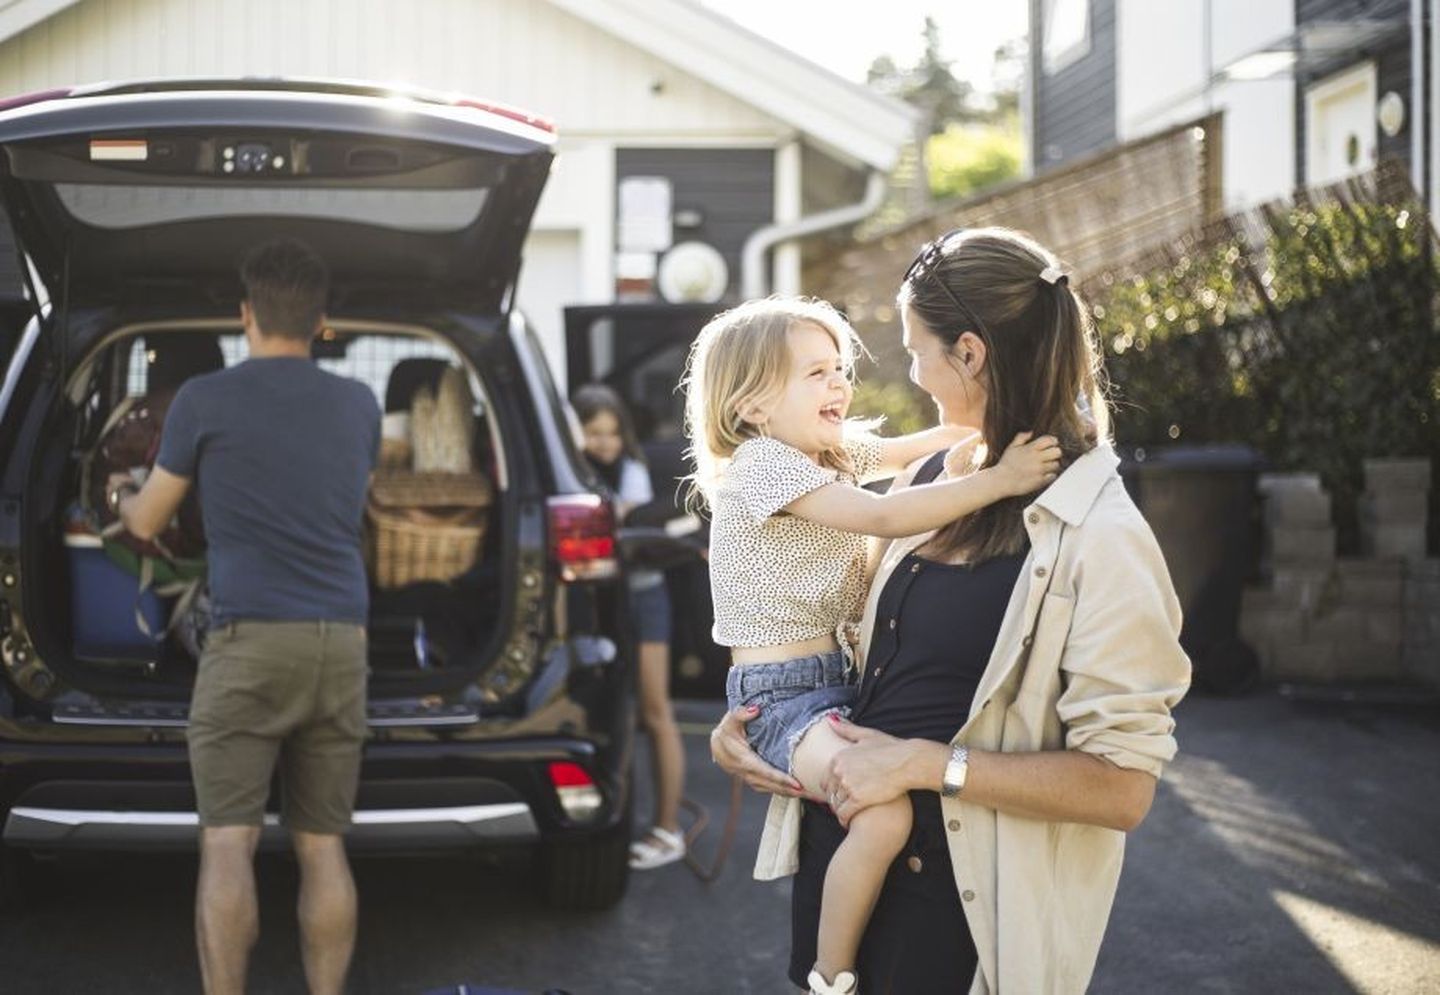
[614,148,774,304]
[1295,0,1416,188]
[1032,0,1118,170]
[1116,0,1295,211]
[0,0,786,139]
[0,0,810,373]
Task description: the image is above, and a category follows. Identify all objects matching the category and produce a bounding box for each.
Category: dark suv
[0,79,637,910]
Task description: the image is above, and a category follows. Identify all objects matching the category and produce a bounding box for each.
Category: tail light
[0,87,73,114]
[548,761,603,821]
[453,96,556,133]
[547,495,618,582]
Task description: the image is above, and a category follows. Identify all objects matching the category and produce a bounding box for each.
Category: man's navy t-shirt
[156,356,380,625]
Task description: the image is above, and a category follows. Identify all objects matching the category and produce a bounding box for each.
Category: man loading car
[110,236,381,995]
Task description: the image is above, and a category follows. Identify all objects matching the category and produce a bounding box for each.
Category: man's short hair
[239,238,329,342]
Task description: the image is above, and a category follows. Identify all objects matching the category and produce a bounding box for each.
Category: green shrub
[926,122,1022,201]
[851,379,931,437]
[1090,189,1440,553]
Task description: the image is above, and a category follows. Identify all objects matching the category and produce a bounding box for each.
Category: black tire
[539,798,633,912]
[0,846,42,913]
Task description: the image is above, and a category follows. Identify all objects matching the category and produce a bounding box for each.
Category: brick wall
[1241,458,1436,686]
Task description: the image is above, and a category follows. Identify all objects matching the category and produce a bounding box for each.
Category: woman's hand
[824,717,945,828]
[710,705,805,797]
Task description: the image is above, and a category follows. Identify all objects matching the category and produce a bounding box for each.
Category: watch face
[942,747,968,797]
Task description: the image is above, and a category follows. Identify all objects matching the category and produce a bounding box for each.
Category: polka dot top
[709,434,885,648]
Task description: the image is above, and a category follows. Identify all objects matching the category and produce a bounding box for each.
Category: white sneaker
[807,968,857,994]
[628,826,685,870]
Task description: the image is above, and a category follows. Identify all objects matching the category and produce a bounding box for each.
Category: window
[1043,0,1091,74]
[56,184,489,233]
[126,331,473,412]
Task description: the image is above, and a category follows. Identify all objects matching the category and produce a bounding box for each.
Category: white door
[515,229,582,388]
[1305,62,1378,186]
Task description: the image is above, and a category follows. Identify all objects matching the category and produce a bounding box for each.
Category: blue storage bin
[65,534,167,660]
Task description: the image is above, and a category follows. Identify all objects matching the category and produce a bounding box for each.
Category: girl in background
[573,384,688,870]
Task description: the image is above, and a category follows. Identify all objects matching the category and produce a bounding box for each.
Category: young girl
[572,383,689,870]
[683,298,1059,995]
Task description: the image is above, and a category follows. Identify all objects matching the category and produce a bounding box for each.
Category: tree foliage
[866,16,976,135]
[926,121,1022,201]
[866,19,1024,202]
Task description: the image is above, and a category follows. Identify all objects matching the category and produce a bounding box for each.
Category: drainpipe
[1412,0,1425,199]
[1432,0,1440,212]
[740,169,889,299]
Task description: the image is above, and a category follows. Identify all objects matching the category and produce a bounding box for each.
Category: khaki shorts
[188,619,368,835]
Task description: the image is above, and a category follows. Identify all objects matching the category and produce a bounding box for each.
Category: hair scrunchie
[1039,265,1069,287]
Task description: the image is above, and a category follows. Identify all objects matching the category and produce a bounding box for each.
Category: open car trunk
[0,80,554,315]
[0,80,555,715]
[20,321,512,705]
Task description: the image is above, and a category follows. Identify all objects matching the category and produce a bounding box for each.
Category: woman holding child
[702,228,1191,993]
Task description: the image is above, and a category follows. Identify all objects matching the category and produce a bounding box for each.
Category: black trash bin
[1119,444,1265,694]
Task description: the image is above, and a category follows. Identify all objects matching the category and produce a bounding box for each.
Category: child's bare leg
[792,718,913,985]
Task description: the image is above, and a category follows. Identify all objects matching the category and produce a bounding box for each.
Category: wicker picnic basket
[365,471,493,589]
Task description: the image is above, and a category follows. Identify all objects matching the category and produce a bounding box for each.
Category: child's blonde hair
[682,296,868,508]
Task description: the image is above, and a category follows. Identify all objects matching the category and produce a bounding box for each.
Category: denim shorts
[629,581,672,644]
[724,650,855,774]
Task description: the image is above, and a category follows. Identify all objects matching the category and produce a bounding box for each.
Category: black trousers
[788,795,979,994]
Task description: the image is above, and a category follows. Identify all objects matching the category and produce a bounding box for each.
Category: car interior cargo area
[25,323,507,696]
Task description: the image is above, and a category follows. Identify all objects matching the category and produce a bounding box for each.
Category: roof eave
[0,0,84,47]
[545,0,920,172]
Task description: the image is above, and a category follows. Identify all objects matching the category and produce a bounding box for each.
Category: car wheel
[538,794,633,912]
[0,845,43,912]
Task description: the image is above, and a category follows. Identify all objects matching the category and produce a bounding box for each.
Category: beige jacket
[751,444,1191,993]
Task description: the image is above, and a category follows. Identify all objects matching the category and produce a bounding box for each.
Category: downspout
[1412,0,1425,199]
[740,170,888,299]
[1022,0,1038,176]
[1432,0,1440,212]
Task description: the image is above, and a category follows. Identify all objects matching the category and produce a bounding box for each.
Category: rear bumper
[0,732,626,853]
[6,801,537,851]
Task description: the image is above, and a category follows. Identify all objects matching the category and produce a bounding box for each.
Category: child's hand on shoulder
[993,431,1062,496]
[943,430,983,478]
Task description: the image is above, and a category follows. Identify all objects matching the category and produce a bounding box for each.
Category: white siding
[1116,0,1294,211]
[0,0,805,376]
[0,0,787,137]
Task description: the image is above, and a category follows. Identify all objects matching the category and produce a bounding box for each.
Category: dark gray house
[1026,0,1433,212]
[1028,0,1118,171]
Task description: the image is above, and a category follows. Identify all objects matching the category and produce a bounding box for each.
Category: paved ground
[0,690,1437,993]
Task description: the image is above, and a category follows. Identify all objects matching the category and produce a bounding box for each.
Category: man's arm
[110,467,191,542]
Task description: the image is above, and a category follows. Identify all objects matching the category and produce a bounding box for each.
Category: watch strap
[941,744,969,798]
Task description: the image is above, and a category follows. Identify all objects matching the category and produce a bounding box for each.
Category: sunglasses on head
[903,228,991,339]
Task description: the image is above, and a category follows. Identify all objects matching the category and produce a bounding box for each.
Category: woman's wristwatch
[940,744,970,798]
[107,481,139,514]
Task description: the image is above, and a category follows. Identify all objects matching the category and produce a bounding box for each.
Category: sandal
[807,968,857,995]
[628,826,685,870]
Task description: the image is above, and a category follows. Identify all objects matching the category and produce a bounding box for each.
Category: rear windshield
[124,332,468,409]
[57,183,488,232]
